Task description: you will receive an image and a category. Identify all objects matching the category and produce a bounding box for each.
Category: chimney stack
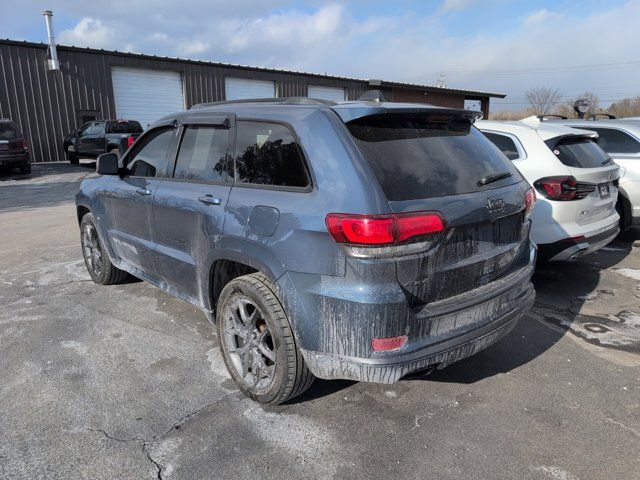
[42,10,60,70]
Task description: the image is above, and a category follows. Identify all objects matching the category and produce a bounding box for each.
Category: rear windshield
[346,113,521,201]
[107,121,143,134]
[0,122,19,140]
[547,137,611,169]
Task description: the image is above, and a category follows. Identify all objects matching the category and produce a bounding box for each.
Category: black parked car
[0,119,30,174]
[63,120,143,164]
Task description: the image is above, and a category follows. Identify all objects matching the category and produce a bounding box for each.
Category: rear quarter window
[482,132,521,160]
[547,137,612,168]
[234,121,310,188]
[346,113,521,201]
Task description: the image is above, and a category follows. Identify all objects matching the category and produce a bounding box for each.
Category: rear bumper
[287,243,536,383]
[0,152,29,166]
[538,222,619,262]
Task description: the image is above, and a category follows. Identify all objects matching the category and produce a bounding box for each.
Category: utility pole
[436,72,447,88]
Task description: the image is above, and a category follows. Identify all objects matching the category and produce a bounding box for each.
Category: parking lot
[1,163,639,480]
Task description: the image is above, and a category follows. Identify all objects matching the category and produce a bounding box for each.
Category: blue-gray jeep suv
[76,98,537,404]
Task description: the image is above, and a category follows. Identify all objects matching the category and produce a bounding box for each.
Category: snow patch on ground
[61,340,88,355]
[614,268,640,281]
[241,400,339,476]
[532,465,579,480]
[205,347,232,382]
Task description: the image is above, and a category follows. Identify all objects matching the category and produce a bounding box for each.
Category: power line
[411,60,640,80]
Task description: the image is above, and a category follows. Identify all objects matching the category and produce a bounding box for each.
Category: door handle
[198,195,222,205]
[136,188,152,195]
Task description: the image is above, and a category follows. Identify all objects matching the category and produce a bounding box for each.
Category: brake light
[325,212,445,246]
[372,335,408,352]
[533,176,595,201]
[21,139,28,151]
[127,135,135,148]
[524,187,536,216]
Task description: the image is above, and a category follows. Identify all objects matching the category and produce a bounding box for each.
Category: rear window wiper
[477,171,512,187]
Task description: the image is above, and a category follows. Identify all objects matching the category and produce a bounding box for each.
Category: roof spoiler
[357,90,386,102]
[536,114,568,121]
[333,105,483,123]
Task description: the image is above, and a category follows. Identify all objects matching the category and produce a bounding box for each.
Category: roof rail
[190,97,336,109]
[537,114,567,121]
[587,113,616,120]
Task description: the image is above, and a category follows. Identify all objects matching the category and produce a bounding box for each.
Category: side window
[174,126,231,183]
[483,132,521,160]
[126,128,175,178]
[591,128,640,154]
[78,123,93,135]
[88,122,105,134]
[234,121,310,188]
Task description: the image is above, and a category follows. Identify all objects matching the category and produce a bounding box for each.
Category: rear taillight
[325,212,445,246]
[21,139,28,150]
[524,187,536,216]
[127,135,135,148]
[533,176,595,201]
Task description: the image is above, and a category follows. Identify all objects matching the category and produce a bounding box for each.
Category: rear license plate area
[598,183,610,199]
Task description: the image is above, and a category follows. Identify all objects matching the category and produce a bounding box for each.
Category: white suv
[478,117,620,261]
[546,118,640,230]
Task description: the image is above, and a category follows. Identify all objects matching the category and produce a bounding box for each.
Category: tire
[18,163,31,175]
[217,272,314,405]
[109,148,120,159]
[616,194,632,232]
[68,153,79,165]
[80,213,128,285]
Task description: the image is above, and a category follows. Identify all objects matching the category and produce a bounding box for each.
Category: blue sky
[2,0,639,111]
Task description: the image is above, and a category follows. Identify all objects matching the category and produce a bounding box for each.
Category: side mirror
[96,153,119,175]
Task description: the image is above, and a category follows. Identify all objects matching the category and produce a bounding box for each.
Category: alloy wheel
[223,296,276,390]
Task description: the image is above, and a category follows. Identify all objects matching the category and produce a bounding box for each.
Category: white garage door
[225,78,275,100]
[308,85,345,102]
[112,67,185,129]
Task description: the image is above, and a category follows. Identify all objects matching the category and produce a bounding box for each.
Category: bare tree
[525,87,562,115]
[610,97,640,118]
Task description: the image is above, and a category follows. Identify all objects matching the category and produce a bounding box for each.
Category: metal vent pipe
[42,10,60,70]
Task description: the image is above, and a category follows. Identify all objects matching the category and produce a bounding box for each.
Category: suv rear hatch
[341,108,533,307]
[541,134,619,226]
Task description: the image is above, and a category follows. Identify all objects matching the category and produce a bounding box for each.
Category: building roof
[0,38,506,99]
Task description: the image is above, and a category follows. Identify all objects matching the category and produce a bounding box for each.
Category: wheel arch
[203,239,286,320]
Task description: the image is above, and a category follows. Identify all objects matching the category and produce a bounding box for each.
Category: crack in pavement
[87,391,241,478]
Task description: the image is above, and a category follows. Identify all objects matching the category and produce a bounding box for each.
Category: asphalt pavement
[1,162,638,480]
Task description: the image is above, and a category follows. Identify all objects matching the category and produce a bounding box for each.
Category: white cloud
[182,40,210,55]
[58,17,117,49]
[224,4,344,53]
[523,8,562,26]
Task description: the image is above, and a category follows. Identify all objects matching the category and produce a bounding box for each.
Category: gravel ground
[1,162,639,480]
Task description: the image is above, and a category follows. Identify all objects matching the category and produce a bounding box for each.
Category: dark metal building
[0,39,505,163]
